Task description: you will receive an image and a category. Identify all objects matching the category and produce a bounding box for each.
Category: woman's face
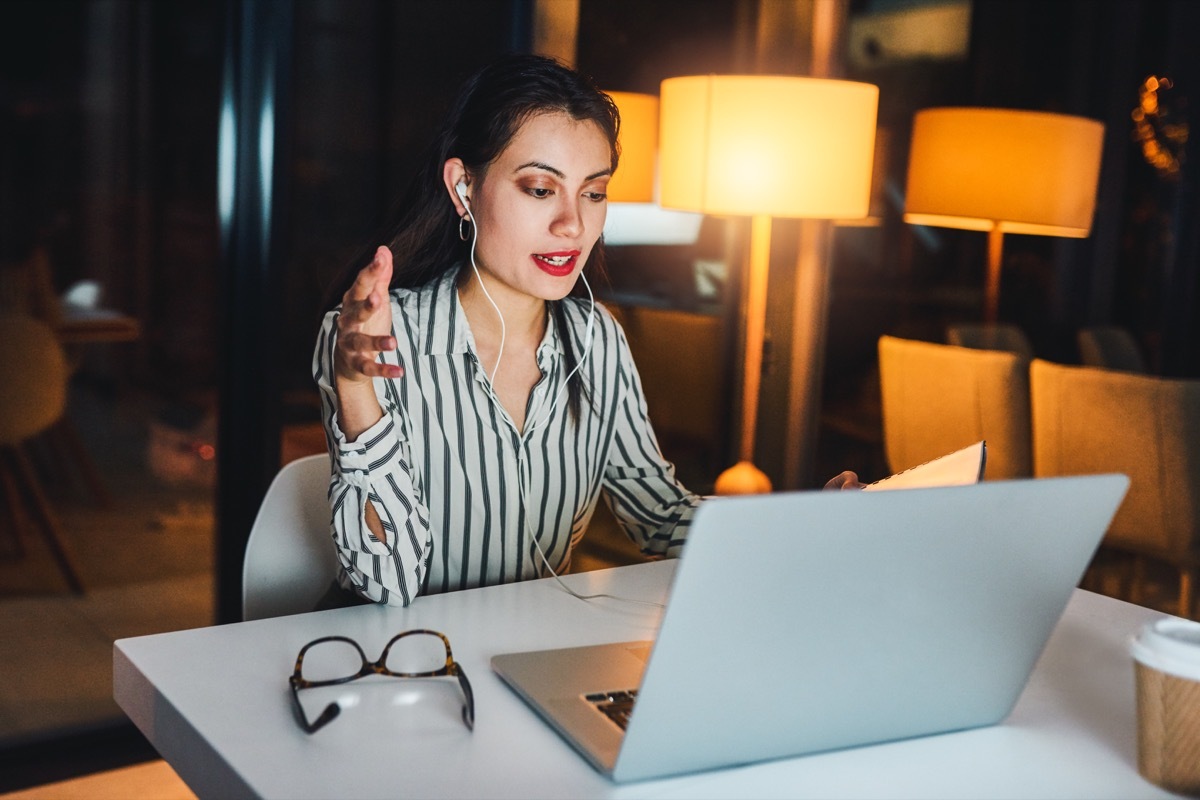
[465,111,611,304]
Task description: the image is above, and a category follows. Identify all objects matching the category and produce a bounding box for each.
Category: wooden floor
[2,760,194,800]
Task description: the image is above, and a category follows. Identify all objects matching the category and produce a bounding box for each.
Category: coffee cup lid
[1130,618,1200,682]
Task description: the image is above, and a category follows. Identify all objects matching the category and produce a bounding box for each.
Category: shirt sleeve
[600,324,701,558]
[312,307,433,606]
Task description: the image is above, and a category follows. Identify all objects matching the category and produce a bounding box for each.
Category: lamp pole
[714,215,774,494]
[985,225,1004,323]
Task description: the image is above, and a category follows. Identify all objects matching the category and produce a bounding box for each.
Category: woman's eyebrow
[514,161,612,181]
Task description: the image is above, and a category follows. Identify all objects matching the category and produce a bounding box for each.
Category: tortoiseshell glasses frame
[288,628,474,734]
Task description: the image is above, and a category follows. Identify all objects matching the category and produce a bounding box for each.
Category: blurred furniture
[2,250,139,506]
[904,108,1104,322]
[0,247,60,326]
[1030,359,1200,618]
[242,453,337,621]
[878,335,1032,480]
[618,306,728,486]
[0,314,86,592]
[659,74,878,492]
[946,323,1034,360]
[54,304,141,345]
[51,298,142,507]
[1076,325,1147,373]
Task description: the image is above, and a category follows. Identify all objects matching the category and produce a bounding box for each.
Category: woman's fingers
[346,246,393,301]
[338,330,395,354]
[351,355,404,380]
[335,247,401,383]
[336,323,402,376]
[823,470,864,490]
[341,249,394,332]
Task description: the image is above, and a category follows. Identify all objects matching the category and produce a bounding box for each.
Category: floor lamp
[658,75,878,494]
[903,108,1105,324]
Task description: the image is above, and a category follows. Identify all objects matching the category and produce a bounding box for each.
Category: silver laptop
[491,474,1129,783]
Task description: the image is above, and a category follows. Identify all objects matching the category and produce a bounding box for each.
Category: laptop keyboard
[585,688,639,730]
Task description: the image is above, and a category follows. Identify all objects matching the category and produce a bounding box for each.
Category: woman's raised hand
[335,246,404,385]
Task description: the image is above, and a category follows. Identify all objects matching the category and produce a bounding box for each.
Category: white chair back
[242,454,339,621]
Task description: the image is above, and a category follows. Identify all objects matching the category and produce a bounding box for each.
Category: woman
[314,54,701,606]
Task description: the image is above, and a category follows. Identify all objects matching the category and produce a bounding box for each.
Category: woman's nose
[550,198,584,237]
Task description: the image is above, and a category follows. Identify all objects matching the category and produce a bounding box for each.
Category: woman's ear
[443,159,469,216]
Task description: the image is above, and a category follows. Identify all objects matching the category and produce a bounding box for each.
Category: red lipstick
[532,250,580,277]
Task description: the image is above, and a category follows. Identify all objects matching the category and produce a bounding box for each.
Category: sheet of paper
[864,441,987,492]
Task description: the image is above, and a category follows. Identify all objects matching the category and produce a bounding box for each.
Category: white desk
[114,561,1181,799]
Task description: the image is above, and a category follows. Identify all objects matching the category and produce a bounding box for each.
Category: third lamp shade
[658,75,878,219]
[903,107,1105,237]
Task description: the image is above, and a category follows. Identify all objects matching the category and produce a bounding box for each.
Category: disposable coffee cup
[1131,618,1200,795]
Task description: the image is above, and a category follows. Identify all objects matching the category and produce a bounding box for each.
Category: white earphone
[454,173,595,426]
[457,178,629,605]
[457,178,506,386]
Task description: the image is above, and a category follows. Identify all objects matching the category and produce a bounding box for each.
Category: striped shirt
[313,267,700,606]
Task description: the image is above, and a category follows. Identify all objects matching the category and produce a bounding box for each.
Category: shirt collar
[418,266,564,362]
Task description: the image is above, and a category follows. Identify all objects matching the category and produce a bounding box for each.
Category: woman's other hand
[823,470,865,491]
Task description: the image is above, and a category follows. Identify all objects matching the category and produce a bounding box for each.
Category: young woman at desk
[315,54,860,607]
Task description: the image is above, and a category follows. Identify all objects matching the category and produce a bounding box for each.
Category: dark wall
[280,0,533,404]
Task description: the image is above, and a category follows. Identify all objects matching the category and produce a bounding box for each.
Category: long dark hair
[324,53,621,421]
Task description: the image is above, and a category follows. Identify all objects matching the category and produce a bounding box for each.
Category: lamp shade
[605,91,658,204]
[658,75,878,219]
[903,107,1105,237]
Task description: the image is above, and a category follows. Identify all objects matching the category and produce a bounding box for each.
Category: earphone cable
[524,270,596,437]
[463,200,505,386]
[519,460,665,610]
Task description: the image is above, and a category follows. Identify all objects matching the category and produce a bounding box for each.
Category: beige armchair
[616,305,728,484]
[1030,359,1200,618]
[878,335,1032,480]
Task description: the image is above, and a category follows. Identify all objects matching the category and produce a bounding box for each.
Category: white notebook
[865,441,986,492]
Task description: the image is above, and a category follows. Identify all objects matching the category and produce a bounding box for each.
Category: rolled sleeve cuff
[332,412,400,488]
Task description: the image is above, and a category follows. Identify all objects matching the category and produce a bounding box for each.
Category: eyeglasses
[288,629,474,734]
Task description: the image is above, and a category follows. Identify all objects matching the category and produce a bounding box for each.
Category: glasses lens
[300,639,364,682]
[385,632,449,675]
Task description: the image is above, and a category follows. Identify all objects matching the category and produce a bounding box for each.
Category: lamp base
[713,461,773,496]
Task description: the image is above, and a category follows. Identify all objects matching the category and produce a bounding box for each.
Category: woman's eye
[584,191,607,202]
[526,187,553,198]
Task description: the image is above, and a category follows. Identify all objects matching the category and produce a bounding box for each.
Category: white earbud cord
[524,269,595,437]
[462,200,506,387]
[520,450,665,609]
[464,191,658,609]
[521,273,663,609]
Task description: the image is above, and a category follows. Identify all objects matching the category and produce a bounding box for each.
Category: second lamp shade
[658,75,878,220]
